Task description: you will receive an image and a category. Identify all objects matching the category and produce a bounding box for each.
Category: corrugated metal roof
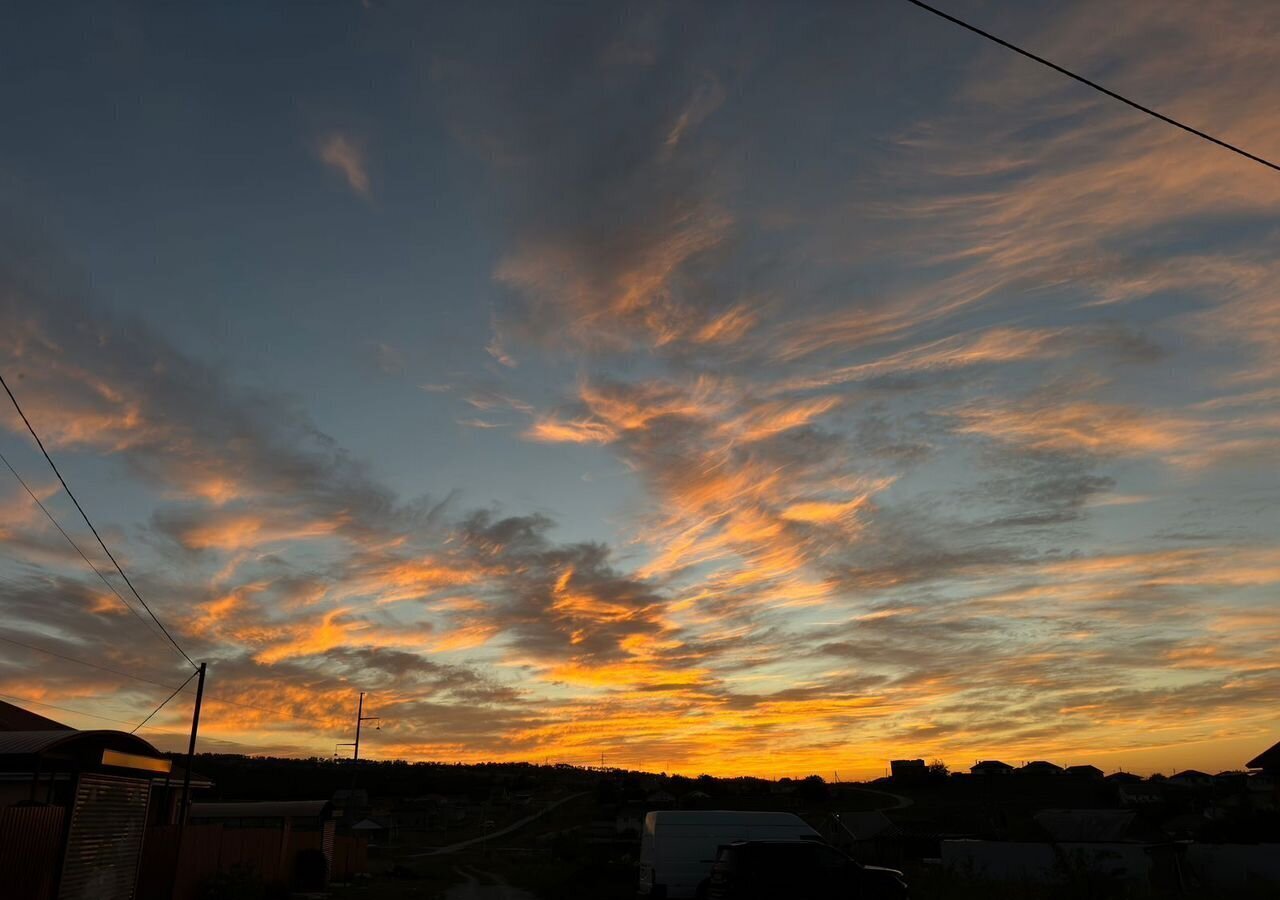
[190,800,331,819]
[0,728,164,761]
[0,730,79,754]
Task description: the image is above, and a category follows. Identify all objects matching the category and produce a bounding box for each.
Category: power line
[0,373,198,669]
[0,450,177,651]
[132,669,199,734]
[0,690,151,729]
[0,633,186,690]
[900,0,1280,174]
[0,630,339,729]
[1,627,345,732]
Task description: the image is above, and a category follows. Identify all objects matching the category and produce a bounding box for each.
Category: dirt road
[444,865,536,900]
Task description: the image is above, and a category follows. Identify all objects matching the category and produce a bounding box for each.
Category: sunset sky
[1,0,1278,779]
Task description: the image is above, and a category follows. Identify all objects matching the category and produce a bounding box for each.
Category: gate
[57,772,152,900]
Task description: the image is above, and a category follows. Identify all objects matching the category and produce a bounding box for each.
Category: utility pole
[172,661,206,897]
[178,662,207,826]
[353,692,379,761]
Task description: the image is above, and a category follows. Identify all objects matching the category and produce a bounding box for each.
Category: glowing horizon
[1,1,1277,782]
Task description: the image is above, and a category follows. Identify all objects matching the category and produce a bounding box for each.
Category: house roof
[1020,760,1063,771]
[1246,740,1280,771]
[0,699,68,731]
[0,728,164,763]
[972,760,1012,769]
[1065,765,1103,774]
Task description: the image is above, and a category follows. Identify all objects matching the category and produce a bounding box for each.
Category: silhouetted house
[1064,764,1103,779]
[890,759,927,784]
[971,760,1014,776]
[1169,769,1214,789]
[1105,771,1143,784]
[1018,760,1063,776]
[1246,739,1280,775]
[0,699,176,900]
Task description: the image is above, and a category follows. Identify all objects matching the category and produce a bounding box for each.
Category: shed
[189,799,336,883]
[0,703,175,900]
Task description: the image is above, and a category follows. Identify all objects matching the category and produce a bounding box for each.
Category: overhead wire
[0,633,187,690]
[0,448,176,650]
[0,690,157,730]
[900,0,1280,174]
[0,372,198,669]
[131,669,199,734]
[0,630,340,729]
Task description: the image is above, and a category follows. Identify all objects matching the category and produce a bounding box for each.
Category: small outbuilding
[0,700,176,900]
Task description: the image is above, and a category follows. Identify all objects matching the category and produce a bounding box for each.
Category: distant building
[1064,765,1103,779]
[1018,761,1064,776]
[1105,771,1144,784]
[890,759,927,783]
[1169,770,1214,789]
[971,760,1014,776]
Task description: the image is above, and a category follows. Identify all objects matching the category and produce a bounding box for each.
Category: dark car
[706,839,907,900]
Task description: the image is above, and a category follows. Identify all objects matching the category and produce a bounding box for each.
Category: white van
[638,810,821,898]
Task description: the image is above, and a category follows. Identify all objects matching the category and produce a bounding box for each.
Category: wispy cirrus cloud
[3,0,1279,777]
[317,132,371,197]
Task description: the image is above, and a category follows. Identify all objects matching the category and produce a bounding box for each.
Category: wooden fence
[136,823,366,900]
[0,805,65,900]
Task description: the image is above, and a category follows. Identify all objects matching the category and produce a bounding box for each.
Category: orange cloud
[317,132,371,196]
